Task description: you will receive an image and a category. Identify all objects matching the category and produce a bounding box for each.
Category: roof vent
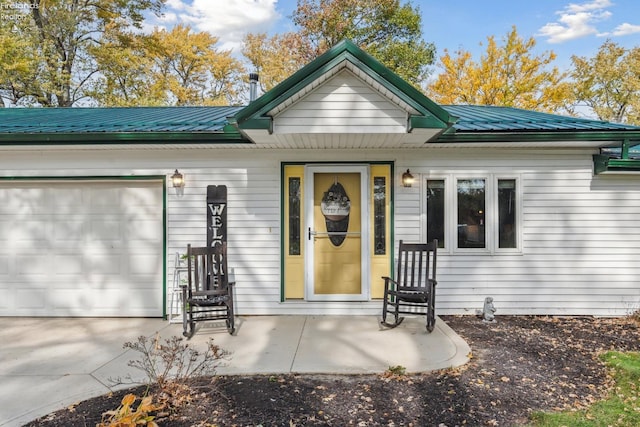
[249,73,259,103]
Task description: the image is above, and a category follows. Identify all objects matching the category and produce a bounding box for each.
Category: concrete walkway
[0,316,470,427]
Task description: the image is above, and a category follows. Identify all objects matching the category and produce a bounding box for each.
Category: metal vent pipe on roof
[249,73,259,102]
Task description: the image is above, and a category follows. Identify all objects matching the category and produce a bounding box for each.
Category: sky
[146,0,640,71]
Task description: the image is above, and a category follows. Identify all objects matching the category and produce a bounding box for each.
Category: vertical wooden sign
[207,185,227,248]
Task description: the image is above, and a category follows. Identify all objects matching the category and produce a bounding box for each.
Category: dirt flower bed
[26,315,640,427]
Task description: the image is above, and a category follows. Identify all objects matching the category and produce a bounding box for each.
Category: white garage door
[0,180,164,317]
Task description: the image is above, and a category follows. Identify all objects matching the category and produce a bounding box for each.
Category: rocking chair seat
[391,290,430,304]
[190,293,229,306]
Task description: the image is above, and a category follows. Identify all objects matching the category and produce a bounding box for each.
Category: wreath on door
[321,181,351,246]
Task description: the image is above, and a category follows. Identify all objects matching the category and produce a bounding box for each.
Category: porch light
[171,169,185,188]
[402,169,415,187]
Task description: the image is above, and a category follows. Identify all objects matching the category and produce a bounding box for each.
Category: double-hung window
[425,174,521,253]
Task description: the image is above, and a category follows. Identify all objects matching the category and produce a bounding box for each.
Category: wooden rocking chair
[381,240,438,332]
[182,243,235,338]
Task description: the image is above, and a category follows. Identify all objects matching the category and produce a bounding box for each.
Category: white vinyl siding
[2,147,640,317]
[273,69,408,134]
[167,162,282,313]
[399,150,640,316]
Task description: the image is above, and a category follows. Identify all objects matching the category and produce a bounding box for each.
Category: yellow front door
[306,165,369,300]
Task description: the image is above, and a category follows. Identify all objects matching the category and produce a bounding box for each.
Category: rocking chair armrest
[382,276,399,290]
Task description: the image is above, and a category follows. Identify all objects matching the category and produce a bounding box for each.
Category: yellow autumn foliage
[428,26,571,114]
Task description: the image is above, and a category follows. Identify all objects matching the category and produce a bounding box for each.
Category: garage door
[0,180,164,317]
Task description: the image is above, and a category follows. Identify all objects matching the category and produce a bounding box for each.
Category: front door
[305,165,369,301]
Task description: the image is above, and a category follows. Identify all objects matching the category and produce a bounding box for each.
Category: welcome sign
[207,185,227,248]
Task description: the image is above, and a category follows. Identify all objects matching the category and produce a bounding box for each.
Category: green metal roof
[0,106,243,132]
[1,105,638,144]
[439,105,640,144]
[1,104,635,134]
[444,105,639,132]
[0,106,246,144]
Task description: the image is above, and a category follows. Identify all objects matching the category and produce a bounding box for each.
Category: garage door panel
[122,185,160,206]
[0,255,8,273]
[90,187,124,213]
[127,220,163,242]
[9,220,48,244]
[51,289,91,310]
[0,289,8,309]
[0,180,163,317]
[87,254,122,276]
[90,219,121,241]
[53,254,83,275]
[54,220,85,242]
[51,188,86,214]
[16,287,46,310]
[129,254,162,276]
[0,187,45,214]
[17,254,49,275]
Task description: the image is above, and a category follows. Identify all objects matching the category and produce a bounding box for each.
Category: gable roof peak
[232,38,455,135]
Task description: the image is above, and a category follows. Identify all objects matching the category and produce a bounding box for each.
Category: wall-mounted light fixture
[171,169,185,188]
[402,169,415,188]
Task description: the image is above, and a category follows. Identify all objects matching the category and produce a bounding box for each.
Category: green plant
[384,365,407,377]
[97,393,162,427]
[530,351,640,426]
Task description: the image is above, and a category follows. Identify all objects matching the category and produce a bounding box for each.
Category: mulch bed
[26,315,640,427]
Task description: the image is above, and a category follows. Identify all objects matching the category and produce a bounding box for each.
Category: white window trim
[423,173,523,255]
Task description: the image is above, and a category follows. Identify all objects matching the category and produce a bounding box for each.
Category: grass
[530,351,640,427]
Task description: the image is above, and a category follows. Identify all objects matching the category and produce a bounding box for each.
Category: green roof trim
[232,39,455,133]
[593,154,640,174]
[409,115,451,130]
[593,139,640,174]
[0,131,249,145]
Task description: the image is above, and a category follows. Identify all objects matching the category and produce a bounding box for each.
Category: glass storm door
[305,165,369,301]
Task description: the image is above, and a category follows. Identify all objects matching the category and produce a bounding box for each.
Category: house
[1,40,639,318]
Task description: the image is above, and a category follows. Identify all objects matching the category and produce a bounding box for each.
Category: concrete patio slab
[0,315,470,427]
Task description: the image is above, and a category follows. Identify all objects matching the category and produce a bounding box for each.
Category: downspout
[622,138,630,160]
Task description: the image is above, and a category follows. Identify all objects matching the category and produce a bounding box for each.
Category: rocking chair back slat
[396,241,436,291]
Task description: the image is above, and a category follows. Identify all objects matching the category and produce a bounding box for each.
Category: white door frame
[304,164,370,301]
